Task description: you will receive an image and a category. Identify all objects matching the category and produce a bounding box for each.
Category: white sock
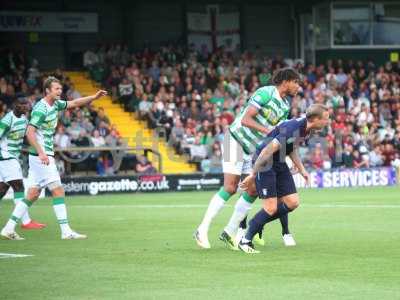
[224,196,252,236]
[3,199,30,233]
[235,227,246,246]
[198,192,226,233]
[52,199,72,235]
[13,197,31,225]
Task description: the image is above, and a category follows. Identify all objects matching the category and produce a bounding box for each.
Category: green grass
[1,186,400,300]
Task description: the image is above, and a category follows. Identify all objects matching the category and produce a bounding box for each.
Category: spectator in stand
[55,126,71,148]
[369,144,384,167]
[135,155,157,174]
[201,142,223,173]
[342,144,354,168]
[74,43,400,172]
[66,83,81,100]
[96,153,114,176]
[138,93,152,120]
[83,48,99,70]
[95,107,110,127]
[169,119,185,152]
[353,150,369,168]
[91,129,105,147]
[382,144,396,166]
[118,77,134,111]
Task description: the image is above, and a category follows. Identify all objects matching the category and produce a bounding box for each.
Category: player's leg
[48,184,86,239]
[221,165,258,250]
[1,186,39,240]
[238,170,285,253]
[7,180,46,229]
[276,163,298,246]
[229,154,266,247]
[0,159,39,240]
[0,181,10,202]
[8,179,31,226]
[42,156,86,239]
[194,131,242,249]
[0,163,11,202]
[195,173,240,248]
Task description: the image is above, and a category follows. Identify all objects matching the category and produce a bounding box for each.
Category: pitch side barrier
[55,146,163,174]
[61,167,398,196]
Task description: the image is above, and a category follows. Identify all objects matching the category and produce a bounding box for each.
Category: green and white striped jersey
[29,98,67,156]
[229,86,290,154]
[0,111,28,160]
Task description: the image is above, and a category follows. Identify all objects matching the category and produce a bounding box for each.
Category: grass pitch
[0,186,400,300]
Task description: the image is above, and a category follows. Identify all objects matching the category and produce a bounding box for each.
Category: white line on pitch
[71,204,400,209]
[0,253,33,259]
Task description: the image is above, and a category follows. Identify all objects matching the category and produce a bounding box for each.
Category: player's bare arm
[26,125,49,165]
[241,106,271,135]
[66,90,107,109]
[240,141,280,191]
[289,149,310,185]
[252,140,281,174]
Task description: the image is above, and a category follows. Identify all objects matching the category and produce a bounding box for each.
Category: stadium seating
[66,72,197,174]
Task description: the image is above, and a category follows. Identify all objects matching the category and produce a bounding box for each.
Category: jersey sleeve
[247,88,272,110]
[0,113,12,138]
[55,100,68,111]
[29,105,46,128]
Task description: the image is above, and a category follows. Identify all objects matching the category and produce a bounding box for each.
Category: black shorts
[255,162,297,199]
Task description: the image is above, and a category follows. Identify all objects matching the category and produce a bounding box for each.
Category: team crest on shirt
[9,131,24,139]
[262,188,268,196]
[45,119,57,129]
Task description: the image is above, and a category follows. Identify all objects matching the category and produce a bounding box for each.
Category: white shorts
[28,155,61,189]
[0,159,23,183]
[221,131,253,175]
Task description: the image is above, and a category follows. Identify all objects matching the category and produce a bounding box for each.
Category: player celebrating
[238,104,330,253]
[1,76,107,240]
[0,98,46,231]
[194,68,301,249]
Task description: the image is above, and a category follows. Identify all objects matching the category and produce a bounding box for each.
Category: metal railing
[52,146,162,173]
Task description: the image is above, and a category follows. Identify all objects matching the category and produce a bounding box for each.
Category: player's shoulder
[2,111,13,119]
[1,111,13,124]
[251,86,277,103]
[32,99,47,113]
[278,117,304,130]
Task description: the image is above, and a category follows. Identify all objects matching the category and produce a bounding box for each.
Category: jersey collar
[273,86,283,101]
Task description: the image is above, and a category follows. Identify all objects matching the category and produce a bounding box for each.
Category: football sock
[198,187,233,233]
[13,192,31,225]
[3,198,32,232]
[244,202,291,242]
[279,213,290,235]
[224,192,256,236]
[244,209,270,242]
[52,197,72,235]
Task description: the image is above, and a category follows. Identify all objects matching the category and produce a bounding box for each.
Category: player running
[194,68,301,249]
[1,76,107,240]
[238,104,330,253]
[0,98,46,231]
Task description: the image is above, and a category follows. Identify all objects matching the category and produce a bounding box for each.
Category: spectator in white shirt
[91,130,106,147]
[83,49,99,69]
[369,145,384,167]
[54,126,70,148]
[357,104,374,127]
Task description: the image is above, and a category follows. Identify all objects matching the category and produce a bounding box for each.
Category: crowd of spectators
[0,48,151,176]
[1,45,399,176]
[84,43,400,172]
